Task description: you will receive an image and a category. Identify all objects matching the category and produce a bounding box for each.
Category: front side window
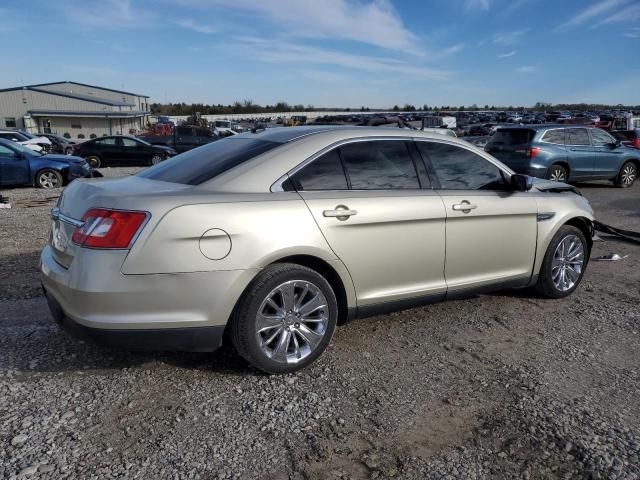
[290,150,348,191]
[339,141,420,189]
[139,137,281,185]
[566,128,590,146]
[0,144,16,155]
[590,128,615,146]
[418,141,506,190]
[5,117,16,128]
[541,129,566,145]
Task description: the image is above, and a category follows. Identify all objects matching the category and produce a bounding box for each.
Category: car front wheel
[615,161,637,188]
[536,225,588,299]
[231,263,338,374]
[36,169,63,189]
[149,154,163,166]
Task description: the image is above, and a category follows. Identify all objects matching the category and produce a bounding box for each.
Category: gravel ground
[0,169,639,479]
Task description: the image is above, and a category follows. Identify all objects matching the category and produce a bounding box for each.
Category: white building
[0,81,150,139]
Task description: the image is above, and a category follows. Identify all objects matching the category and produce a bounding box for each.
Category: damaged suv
[41,126,595,373]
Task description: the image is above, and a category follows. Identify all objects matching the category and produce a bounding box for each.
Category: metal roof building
[0,81,150,139]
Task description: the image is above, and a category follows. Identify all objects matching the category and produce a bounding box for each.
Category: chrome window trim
[271,135,415,192]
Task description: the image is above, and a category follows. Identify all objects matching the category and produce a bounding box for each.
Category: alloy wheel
[255,280,329,365]
[549,168,566,182]
[621,164,637,186]
[151,155,163,165]
[551,234,584,292]
[38,171,60,189]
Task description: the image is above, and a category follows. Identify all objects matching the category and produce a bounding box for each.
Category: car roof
[497,124,596,130]
[237,125,468,145]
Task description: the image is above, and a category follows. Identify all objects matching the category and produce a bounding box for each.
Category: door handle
[323,205,357,220]
[452,201,477,213]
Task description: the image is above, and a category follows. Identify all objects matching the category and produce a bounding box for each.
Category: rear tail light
[72,208,149,249]
[633,138,640,149]
[528,147,542,158]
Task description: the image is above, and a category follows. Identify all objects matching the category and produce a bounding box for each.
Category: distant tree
[403,104,416,111]
[484,104,489,110]
[392,105,400,111]
[459,105,465,111]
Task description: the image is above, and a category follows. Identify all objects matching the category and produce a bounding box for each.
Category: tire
[86,155,101,168]
[149,154,163,166]
[536,225,588,299]
[546,164,568,182]
[64,147,73,155]
[614,161,637,188]
[36,169,63,189]
[231,263,338,374]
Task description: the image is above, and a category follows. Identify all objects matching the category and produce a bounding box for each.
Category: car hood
[22,136,52,145]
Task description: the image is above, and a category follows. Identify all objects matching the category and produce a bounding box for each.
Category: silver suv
[41,126,595,373]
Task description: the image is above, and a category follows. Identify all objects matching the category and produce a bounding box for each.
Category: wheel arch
[564,216,593,255]
[269,254,353,325]
[33,166,66,187]
[549,161,571,179]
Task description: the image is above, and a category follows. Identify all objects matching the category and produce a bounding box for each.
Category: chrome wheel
[551,235,584,292]
[255,280,329,365]
[621,163,637,186]
[549,168,566,182]
[151,154,163,165]
[38,171,60,189]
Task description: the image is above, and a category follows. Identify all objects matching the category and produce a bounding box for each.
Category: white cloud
[516,66,537,73]
[554,0,629,31]
[600,3,640,24]
[492,30,526,45]
[177,18,218,34]
[174,0,420,53]
[232,37,451,80]
[497,50,517,58]
[624,27,640,38]
[52,0,158,29]
[464,0,490,10]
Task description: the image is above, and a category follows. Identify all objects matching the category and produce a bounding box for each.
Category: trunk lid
[485,128,536,164]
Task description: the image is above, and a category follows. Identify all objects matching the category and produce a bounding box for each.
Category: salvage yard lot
[1,168,639,479]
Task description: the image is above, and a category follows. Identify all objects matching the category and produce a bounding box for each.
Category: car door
[292,139,447,308]
[590,127,625,178]
[416,140,537,294]
[93,138,120,164]
[0,143,30,185]
[120,137,147,164]
[565,128,595,179]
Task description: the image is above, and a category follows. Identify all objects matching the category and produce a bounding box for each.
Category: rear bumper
[44,288,224,352]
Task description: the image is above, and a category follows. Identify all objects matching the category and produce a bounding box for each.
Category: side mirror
[511,173,533,191]
[610,140,622,149]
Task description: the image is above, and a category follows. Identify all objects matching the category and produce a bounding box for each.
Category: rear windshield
[488,129,534,146]
[138,137,281,185]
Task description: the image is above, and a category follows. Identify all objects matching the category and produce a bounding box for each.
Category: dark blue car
[0,138,96,189]
[485,125,639,187]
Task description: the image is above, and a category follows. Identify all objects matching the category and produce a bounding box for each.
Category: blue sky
[1,0,639,107]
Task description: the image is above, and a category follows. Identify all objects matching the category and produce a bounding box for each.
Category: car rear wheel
[64,147,73,155]
[536,225,588,299]
[615,161,637,188]
[546,164,567,182]
[36,169,63,189]
[86,155,101,168]
[149,154,163,166]
[231,263,338,374]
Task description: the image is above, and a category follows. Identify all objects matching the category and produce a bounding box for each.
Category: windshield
[138,137,281,185]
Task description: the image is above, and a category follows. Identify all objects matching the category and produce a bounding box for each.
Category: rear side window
[139,138,281,185]
[566,128,590,146]
[339,141,419,189]
[418,142,506,191]
[489,129,534,146]
[541,129,566,144]
[290,150,348,191]
[95,138,117,145]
